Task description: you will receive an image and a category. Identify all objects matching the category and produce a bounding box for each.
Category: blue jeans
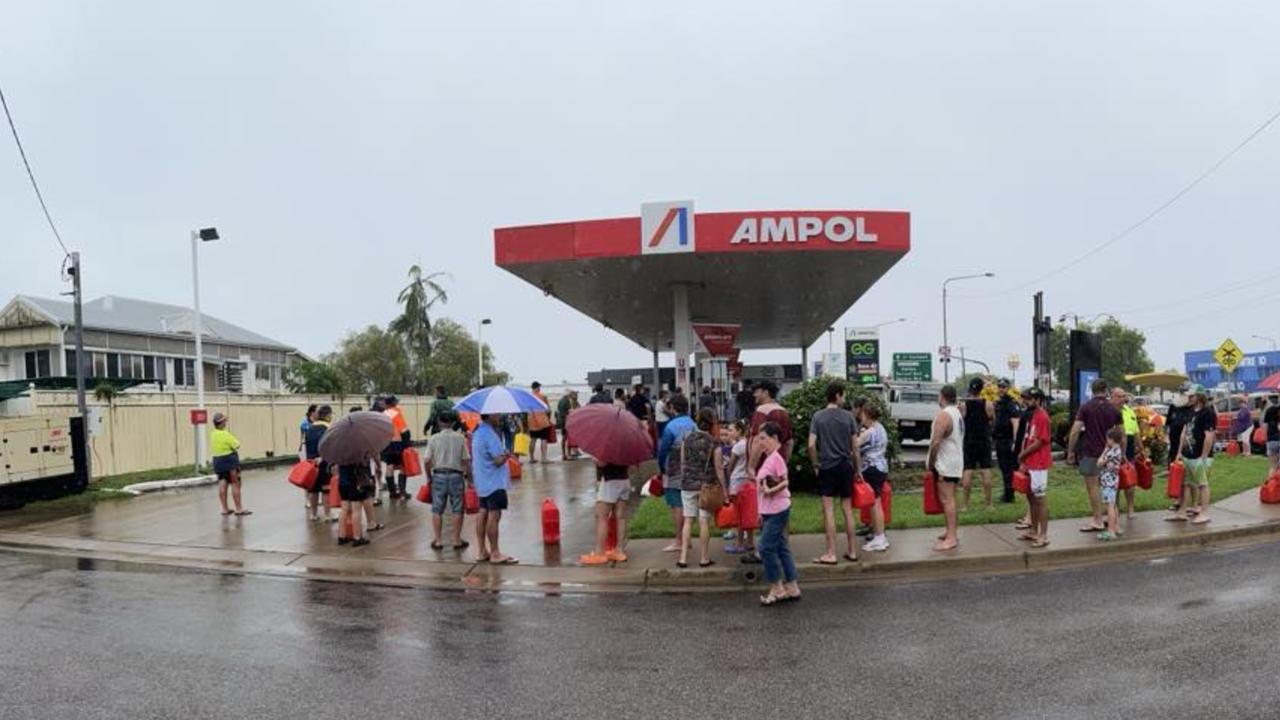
[759,509,796,585]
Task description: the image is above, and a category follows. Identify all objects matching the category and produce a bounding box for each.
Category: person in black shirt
[961,377,995,511]
[1167,385,1216,524]
[1263,394,1280,471]
[626,383,651,422]
[588,383,611,405]
[992,378,1022,503]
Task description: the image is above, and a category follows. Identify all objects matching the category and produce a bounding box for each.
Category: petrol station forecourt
[494,202,911,391]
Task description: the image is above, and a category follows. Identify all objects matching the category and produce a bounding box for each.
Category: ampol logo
[641,200,696,255]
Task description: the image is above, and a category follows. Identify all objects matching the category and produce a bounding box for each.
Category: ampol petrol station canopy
[495,203,910,353]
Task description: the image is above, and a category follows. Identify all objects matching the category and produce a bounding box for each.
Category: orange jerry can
[542,497,561,545]
[860,481,892,526]
[401,447,423,478]
[508,456,523,480]
[923,471,943,515]
[1167,461,1185,499]
[1226,441,1241,456]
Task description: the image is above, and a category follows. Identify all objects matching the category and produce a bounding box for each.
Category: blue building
[1185,349,1280,392]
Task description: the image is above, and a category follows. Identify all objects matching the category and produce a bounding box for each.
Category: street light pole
[69,252,90,484]
[872,317,908,330]
[942,273,994,383]
[191,227,218,471]
[477,318,492,388]
[1253,334,1278,351]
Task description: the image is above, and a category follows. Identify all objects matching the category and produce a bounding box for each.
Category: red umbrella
[1258,370,1280,392]
[565,404,654,466]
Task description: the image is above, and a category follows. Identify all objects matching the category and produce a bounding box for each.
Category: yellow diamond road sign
[1214,338,1243,374]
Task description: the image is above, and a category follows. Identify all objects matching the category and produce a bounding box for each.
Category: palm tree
[390,264,449,360]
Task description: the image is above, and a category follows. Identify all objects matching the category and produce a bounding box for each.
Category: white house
[0,294,301,393]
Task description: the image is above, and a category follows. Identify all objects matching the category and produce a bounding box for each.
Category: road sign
[1007,353,1021,371]
[845,327,880,385]
[893,353,933,382]
[938,345,952,362]
[189,409,208,425]
[1214,338,1242,374]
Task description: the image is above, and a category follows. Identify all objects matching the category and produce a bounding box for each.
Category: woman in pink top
[756,422,800,606]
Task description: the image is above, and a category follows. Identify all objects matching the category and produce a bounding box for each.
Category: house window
[24,350,51,379]
[129,355,144,379]
[92,352,107,378]
[65,349,78,377]
[173,358,196,388]
[143,356,156,380]
[106,353,120,379]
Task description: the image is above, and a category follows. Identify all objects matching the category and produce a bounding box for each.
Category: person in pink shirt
[756,422,800,606]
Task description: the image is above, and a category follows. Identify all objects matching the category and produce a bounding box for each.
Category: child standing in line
[722,421,754,555]
[1098,426,1125,541]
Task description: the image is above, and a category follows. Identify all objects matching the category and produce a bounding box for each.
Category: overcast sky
[3,1,1278,386]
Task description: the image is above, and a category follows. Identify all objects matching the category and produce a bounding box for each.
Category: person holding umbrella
[567,403,655,565]
[318,410,396,547]
[454,385,549,564]
[473,414,517,564]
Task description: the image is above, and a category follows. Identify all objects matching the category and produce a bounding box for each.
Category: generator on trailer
[0,415,89,509]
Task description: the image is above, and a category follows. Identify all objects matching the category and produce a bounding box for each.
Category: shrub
[780,378,899,492]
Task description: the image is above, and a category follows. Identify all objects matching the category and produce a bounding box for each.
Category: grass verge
[627,455,1273,539]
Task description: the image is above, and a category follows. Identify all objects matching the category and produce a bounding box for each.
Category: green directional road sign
[893,352,933,382]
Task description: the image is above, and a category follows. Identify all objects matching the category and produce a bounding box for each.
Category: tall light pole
[872,317,907,330]
[477,318,492,388]
[942,273,994,383]
[1253,334,1278,351]
[191,227,219,470]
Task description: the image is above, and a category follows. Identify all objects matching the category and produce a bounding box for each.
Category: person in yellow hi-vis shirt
[210,413,250,517]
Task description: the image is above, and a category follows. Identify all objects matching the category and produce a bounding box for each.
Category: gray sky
[3,1,1278,386]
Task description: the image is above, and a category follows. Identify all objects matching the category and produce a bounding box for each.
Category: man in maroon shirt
[1067,378,1123,533]
[748,380,793,473]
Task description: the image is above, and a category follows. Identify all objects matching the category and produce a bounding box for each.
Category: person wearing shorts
[808,381,860,564]
[382,396,411,500]
[858,404,891,553]
[1166,385,1217,524]
[1097,427,1125,541]
[472,414,517,564]
[927,385,965,552]
[961,377,995,511]
[337,462,371,547]
[677,408,720,569]
[527,382,553,464]
[425,410,470,551]
[580,463,632,565]
[1068,379,1122,533]
[209,413,249,517]
[1017,387,1053,548]
[656,394,695,554]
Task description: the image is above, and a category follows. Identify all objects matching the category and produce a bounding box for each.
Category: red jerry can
[860,481,892,526]
[1012,470,1031,495]
[463,486,480,515]
[401,447,423,478]
[852,479,876,510]
[541,497,561,545]
[415,479,432,504]
[1118,463,1137,490]
[288,460,319,491]
[326,478,342,509]
[1136,458,1154,490]
[1167,461,1185,499]
[508,456,523,480]
[1259,476,1280,504]
[923,471,943,515]
[1226,441,1241,457]
[605,509,618,551]
[736,480,761,531]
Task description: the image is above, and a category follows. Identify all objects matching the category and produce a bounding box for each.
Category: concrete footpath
[2,454,1279,594]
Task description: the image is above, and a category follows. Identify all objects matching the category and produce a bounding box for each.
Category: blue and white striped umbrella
[455,386,548,415]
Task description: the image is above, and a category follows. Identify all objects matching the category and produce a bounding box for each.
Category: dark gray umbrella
[318,411,393,465]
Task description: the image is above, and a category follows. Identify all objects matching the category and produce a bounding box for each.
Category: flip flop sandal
[812,558,838,565]
[220,511,234,516]
[475,556,491,563]
[430,542,445,550]
[1078,525,1104,532]
[368,523,385,531]
[1014,521,1033,530]
[494,557,519,565]
[234,510,253,516]
[453,540,470,550]
[760,593,787,607]
[783,593,803,602]
[1030,539,1050,549]
[676,561,688,569]
[1191,516,1211,525]
[699,560,716,568]
[842,554,858,562]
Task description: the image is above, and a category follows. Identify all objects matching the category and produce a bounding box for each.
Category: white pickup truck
[885,382,943,443]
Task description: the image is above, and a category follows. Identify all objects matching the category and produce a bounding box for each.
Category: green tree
[328,325,412,395]
[780,377,898,492]
[421,318,509,392]
[1049,319,1155,392]
[390,265,449,393]
[283,360,346,395]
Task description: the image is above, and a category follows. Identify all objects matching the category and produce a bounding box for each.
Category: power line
[0,83,69,257]
[976,102,1280,298]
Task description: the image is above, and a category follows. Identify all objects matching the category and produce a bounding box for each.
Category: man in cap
[1167,385,1216,524]
[1017,387,1052,548]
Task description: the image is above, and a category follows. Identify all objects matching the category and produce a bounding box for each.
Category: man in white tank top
[928,384,965,551]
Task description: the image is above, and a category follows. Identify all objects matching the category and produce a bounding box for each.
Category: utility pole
[69,252,90,483]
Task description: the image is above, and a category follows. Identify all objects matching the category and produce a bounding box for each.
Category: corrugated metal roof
[11,295,295,351]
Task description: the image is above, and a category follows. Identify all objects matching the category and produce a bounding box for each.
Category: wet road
[3,544,1280,719]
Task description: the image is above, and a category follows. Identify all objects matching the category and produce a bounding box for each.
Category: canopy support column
[673,285,691,396]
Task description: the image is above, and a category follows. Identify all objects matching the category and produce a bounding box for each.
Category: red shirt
[1024,407,1052,471]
